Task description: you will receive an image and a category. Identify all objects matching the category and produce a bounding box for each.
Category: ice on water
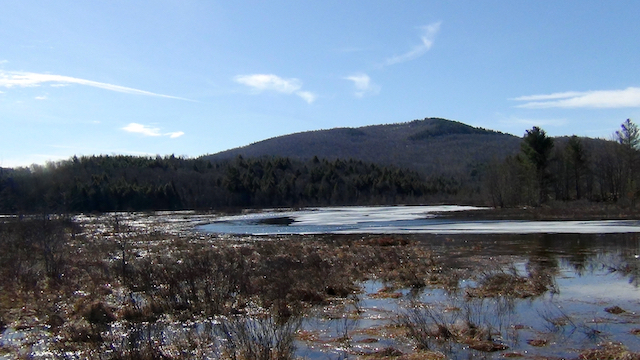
[204,205,640,235]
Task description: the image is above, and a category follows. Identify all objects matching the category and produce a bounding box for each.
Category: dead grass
[357,348,448,360]
[1,213,637,359]
[369,286,403,299]
[527,339,548,347]
[398,301,510,355]
[466,264,556,299]
[605,306,626,314]
[577,342,640,360]
[217,312,301,360]
[0,216,460,358]
[396,352,446,360]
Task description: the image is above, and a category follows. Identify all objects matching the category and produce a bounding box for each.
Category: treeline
[4,119,638,214]
[0,155,460,214]
[486,119,640,207]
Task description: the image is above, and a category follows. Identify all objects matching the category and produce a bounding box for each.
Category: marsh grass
[217,312,302,360]
[0,216,457,358]
[465,263,557,299]
[538,305,577,333]
[537,302,612,348]
[2,214,639,359]
[399,299,510,355]
[601,252,640,287]
[577,342,640,360]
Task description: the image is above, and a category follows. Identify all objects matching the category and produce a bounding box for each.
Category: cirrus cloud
[234,73,317,103]
[122,123,184,138]
[234,74,301,93]
[384,21,442,66]
[0,70,194,101]
[295,91,317,104]
[344,73,380,98]
[512,87,640,109]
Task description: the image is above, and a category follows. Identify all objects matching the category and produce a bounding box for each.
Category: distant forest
[486,119,640,208]
[0,155,463,214]
[2,119,640,214]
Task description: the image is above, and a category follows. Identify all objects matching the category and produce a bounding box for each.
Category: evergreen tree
[615,119,640,202]
[566,136,587,200]
[521,126,554,204]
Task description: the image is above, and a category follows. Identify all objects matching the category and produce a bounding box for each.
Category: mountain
[203,118,522,177]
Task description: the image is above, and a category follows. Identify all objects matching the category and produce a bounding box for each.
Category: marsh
[1,208,639,359]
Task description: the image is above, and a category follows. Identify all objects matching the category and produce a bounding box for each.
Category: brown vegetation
[1,214,639,359]
[0,215,458,358]
[465,265,556,298]
[399,302,510,354]
[577,342,640,360]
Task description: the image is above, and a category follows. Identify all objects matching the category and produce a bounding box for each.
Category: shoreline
[439,203,640,221]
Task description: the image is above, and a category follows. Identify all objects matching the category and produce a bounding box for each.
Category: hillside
[203,118,522,177]
[1,118,632,213]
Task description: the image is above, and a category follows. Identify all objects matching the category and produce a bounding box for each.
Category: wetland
[1,207,640,359]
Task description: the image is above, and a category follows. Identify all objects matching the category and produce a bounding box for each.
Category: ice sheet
[203,206,640,235]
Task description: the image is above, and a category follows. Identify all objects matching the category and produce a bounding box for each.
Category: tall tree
[521,126,554,204]
[616,119,640,149]
[615,119,640,202]
[566,136,587,200]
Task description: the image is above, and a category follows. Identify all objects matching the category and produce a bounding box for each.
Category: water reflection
[397,233,640,358]
[292,232,640,359]
[5,220,640,359]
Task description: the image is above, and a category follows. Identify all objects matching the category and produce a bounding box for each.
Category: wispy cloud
[512,87,640,108]
[122,123,161,136]
[122,123,185,138]
[344,73,380,98]
[234,74,300,93]
[35,95,47,100]
[384,21,442,66]
[296,91,317,104]
[234,73,317,103]
[0,71,194,101]
[168,131,185,138]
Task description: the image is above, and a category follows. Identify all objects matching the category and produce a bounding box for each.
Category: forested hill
[2,117,635,213]
[0,118,521,214]
[0,155,456,214]
[204,118,522,176]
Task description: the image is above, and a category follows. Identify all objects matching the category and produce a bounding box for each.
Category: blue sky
[2,1,640,167]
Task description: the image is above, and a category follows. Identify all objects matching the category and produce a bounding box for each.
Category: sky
[2,1,640,168]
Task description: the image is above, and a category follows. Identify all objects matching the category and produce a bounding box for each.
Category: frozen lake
[199,205,640,235]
